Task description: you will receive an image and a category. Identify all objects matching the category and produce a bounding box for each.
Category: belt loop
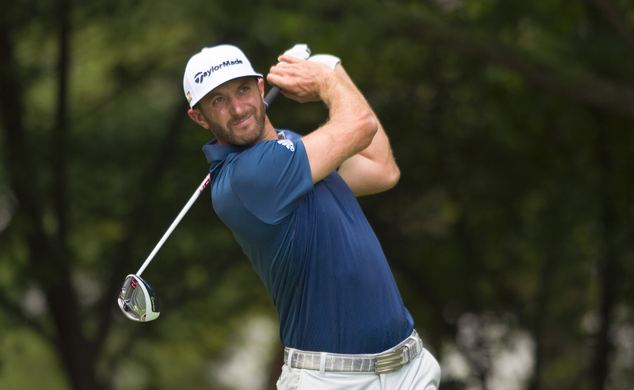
[287,348,295,368]
[319,352,327,376]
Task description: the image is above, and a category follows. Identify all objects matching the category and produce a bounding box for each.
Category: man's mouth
[230,112,253,129]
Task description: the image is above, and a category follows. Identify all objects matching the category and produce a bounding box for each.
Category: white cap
[183,45,262,108]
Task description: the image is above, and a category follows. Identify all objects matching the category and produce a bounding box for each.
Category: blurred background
[1,0,633,389]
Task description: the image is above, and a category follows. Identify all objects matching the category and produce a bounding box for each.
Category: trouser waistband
[283,330,423,374]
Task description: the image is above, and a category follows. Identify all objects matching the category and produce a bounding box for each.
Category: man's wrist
[317,71,345,107]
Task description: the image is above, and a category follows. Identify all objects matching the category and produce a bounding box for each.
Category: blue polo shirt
[203,130,414,354]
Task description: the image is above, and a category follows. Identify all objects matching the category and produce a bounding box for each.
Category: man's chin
[230,129,262,146]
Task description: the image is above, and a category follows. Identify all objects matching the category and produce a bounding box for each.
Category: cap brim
[190,72,263,108]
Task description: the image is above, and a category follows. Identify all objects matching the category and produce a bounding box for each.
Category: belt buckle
[375,345,408,374]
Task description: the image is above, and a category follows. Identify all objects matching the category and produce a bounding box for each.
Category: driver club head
[118,274,160,322]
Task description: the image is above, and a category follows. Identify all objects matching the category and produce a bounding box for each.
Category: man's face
[196,77,267,146]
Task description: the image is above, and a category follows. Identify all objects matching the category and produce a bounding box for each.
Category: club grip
[264,86,281,109]
[263,44,310,110]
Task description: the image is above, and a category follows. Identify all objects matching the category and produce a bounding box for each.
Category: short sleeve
[230,138,313,224]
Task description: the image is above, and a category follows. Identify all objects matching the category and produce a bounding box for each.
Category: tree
[1,0,633,389]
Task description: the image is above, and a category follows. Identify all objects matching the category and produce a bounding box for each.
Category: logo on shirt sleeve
[277,139,295,152]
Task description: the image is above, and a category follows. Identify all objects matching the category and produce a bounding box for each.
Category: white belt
[283,330,423,374]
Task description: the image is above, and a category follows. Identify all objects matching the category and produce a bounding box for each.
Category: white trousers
[276,348,441,390]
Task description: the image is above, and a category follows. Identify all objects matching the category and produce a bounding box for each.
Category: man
[183,44,441,389]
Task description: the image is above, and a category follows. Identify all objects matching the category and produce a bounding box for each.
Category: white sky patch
[208,315,279,390]
[608,306,634,389]
[72,270,102,307]
[440,312,535,390]
[488,331,535,390]
[22,286,48,318]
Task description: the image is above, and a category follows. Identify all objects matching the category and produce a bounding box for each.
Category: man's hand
[267,52,397,195]
[266,55,338,104]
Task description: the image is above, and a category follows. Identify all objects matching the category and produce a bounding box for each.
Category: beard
[205,98,267,146]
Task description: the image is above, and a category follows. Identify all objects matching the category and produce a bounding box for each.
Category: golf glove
[308,54,341,69]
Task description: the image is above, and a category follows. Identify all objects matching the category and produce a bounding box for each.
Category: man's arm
[267,55,378,186]
[334,67,400,196]
[267,55,399,196]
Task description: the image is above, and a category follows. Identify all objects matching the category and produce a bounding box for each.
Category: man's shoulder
[212,130,313,225]
[237,132,305,162]
[212,135,304,189]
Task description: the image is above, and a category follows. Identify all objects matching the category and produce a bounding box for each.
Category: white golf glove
[309,54,341,69]
[282,44,311,61]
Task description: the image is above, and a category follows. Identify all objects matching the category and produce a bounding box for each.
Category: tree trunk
[0,7,103,389]
[591,118,618,390]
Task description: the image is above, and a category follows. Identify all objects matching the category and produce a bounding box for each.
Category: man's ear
[188,108,210,129]
[258,77,265,98]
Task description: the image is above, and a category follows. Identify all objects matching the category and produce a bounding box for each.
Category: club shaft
[135,87,281,277]
[136,174,211,276]
[264,86,280,109]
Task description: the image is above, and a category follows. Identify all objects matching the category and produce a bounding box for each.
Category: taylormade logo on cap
[183,45,262,108]
[194,58,244,84]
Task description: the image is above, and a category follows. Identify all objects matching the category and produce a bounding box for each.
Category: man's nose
[228,95,245,114]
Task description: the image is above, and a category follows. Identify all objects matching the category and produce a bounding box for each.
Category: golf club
[118,44,311,322]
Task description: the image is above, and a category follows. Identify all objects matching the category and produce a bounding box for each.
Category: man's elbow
[366,165,401,195]
[386,165,400,190]
[354,166,400,196]
[358,109,378,149]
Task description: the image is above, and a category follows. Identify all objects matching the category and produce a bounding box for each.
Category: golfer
[183,44,441,389]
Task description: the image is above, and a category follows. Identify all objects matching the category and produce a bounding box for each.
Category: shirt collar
[202,130,287,164]
[202,139,246,164]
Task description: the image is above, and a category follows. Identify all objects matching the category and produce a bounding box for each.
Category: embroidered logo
[194,58,244,84]
[277,139,295,151]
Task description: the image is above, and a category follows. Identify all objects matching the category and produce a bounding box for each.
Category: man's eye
[240,86,249,92]
[213,97,224,104]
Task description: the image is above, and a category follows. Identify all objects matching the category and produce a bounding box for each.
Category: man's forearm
[335,66,400,196]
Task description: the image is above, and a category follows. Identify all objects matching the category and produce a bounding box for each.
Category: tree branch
[591,113,619,390]
[588,0,634,52]
[53,0,70,251]
[404,9,634,123]
[0,28,45,237]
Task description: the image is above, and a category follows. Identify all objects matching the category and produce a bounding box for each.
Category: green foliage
[1,0,634,389]
[0,329,69,390]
